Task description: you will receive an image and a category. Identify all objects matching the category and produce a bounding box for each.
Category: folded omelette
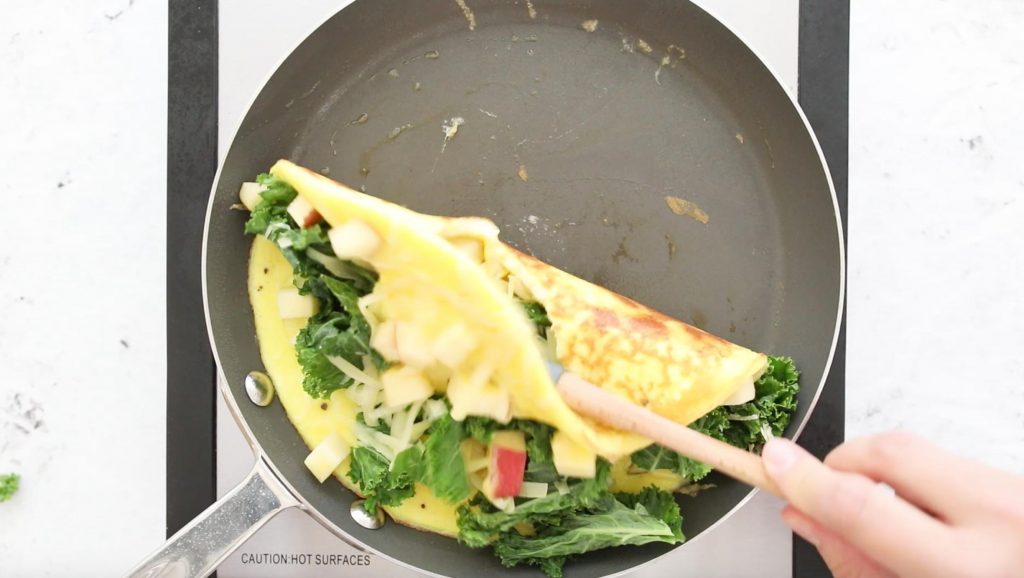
[241,160,795,576]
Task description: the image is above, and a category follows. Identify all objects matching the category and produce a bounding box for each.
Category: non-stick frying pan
[132,1,843,576]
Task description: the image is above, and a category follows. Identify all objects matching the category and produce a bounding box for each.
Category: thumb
[782,506,895,578]
[761,438,950,578]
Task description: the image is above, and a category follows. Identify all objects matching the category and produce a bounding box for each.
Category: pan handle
[125,457,301,578]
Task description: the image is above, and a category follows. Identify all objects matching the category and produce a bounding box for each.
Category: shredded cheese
[328,355,381,389]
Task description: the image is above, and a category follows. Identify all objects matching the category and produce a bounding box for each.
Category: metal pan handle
[125,457,300,578]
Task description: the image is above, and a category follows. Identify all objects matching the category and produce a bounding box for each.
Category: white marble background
[0,0,1022,576]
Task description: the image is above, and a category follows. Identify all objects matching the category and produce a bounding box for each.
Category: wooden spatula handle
[555,371,782,498]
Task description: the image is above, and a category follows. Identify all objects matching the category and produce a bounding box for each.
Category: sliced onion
[344,382,378,407]
[389,408,409,450]
[423,399,448,421]
[354,423,398,462]
[489,496,516,513]
[544,327,558,361]
[409,419,432,441]
[357,295,382,334]
[517,481,549,499]
[306,248,348,277]
[392,401,422,451]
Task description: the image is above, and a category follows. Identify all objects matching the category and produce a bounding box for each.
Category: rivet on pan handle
[123,458,300,578]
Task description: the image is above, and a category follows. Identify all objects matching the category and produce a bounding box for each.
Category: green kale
[0,473,20,502]
[243,174,381,400]
[695,355,800,447]
[521,301,552,335]
[614,486,684,541]
[457,460,613,548]
[243,173,296,235]
[630,444,712,482]
[421,415,472,503]
[630,356,800,479]
[459,472,682,578]
[348,446,423,514]
[294,308,373,399]
[517,421,560,483]
[463,416,501,444]
[348,447,389,502]
[492,498,681,577]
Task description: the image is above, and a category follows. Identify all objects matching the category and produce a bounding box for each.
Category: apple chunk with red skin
[287,194,322,228]
[488,430,528,498]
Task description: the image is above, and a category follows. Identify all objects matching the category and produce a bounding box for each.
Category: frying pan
[133,0,843,576]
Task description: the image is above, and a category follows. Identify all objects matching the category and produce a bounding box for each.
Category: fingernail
[762,439,799,478]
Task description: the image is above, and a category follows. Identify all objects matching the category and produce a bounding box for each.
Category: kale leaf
[457,460,613,548]
[0,473,20,503]
[521,301,552,335]
[492,498,681,577]
[459,465,682,578]
[348,446,423,514]
[630,356,800,479]
[421,415,472,503]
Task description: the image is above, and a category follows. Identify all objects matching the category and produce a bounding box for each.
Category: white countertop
[1,1,1023,576]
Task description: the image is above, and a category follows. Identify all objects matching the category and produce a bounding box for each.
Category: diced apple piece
[447,365,509,422]
[423,363,453,392]
[491,430,527,452]
[328,219,381,261]
[488,431,527,498]
[467,469,487,495]
[286,195,322,228]
[432,323,477,369]
[304,432,351,483]
[449,237,484,263]
[277,288,317,319]
[394,322,434,369]
[381,366,433,408]
[371,320,400,362]
[238,182,264,211]
[372,320,433,368]
[551,431,597,479]
[721,379,756,406]
[460,438,489,473]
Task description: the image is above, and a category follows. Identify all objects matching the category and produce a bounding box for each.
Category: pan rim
[200,0,846,575]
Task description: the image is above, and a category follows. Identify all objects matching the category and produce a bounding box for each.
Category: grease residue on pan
[297,8,783,331]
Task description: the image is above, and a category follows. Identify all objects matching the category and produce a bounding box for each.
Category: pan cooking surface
[206,1,842,576]
[294,16,782,347]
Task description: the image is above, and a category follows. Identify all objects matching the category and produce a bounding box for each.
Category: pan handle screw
[244,371,275,407]
[351,500,386,530]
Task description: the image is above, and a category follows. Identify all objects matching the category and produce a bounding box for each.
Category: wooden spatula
[547,362,782,498]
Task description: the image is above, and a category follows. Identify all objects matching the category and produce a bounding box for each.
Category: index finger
[825,432,1019,523]
[763,438,955,577]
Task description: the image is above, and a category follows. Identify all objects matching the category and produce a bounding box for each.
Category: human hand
[761,433,1024,578]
